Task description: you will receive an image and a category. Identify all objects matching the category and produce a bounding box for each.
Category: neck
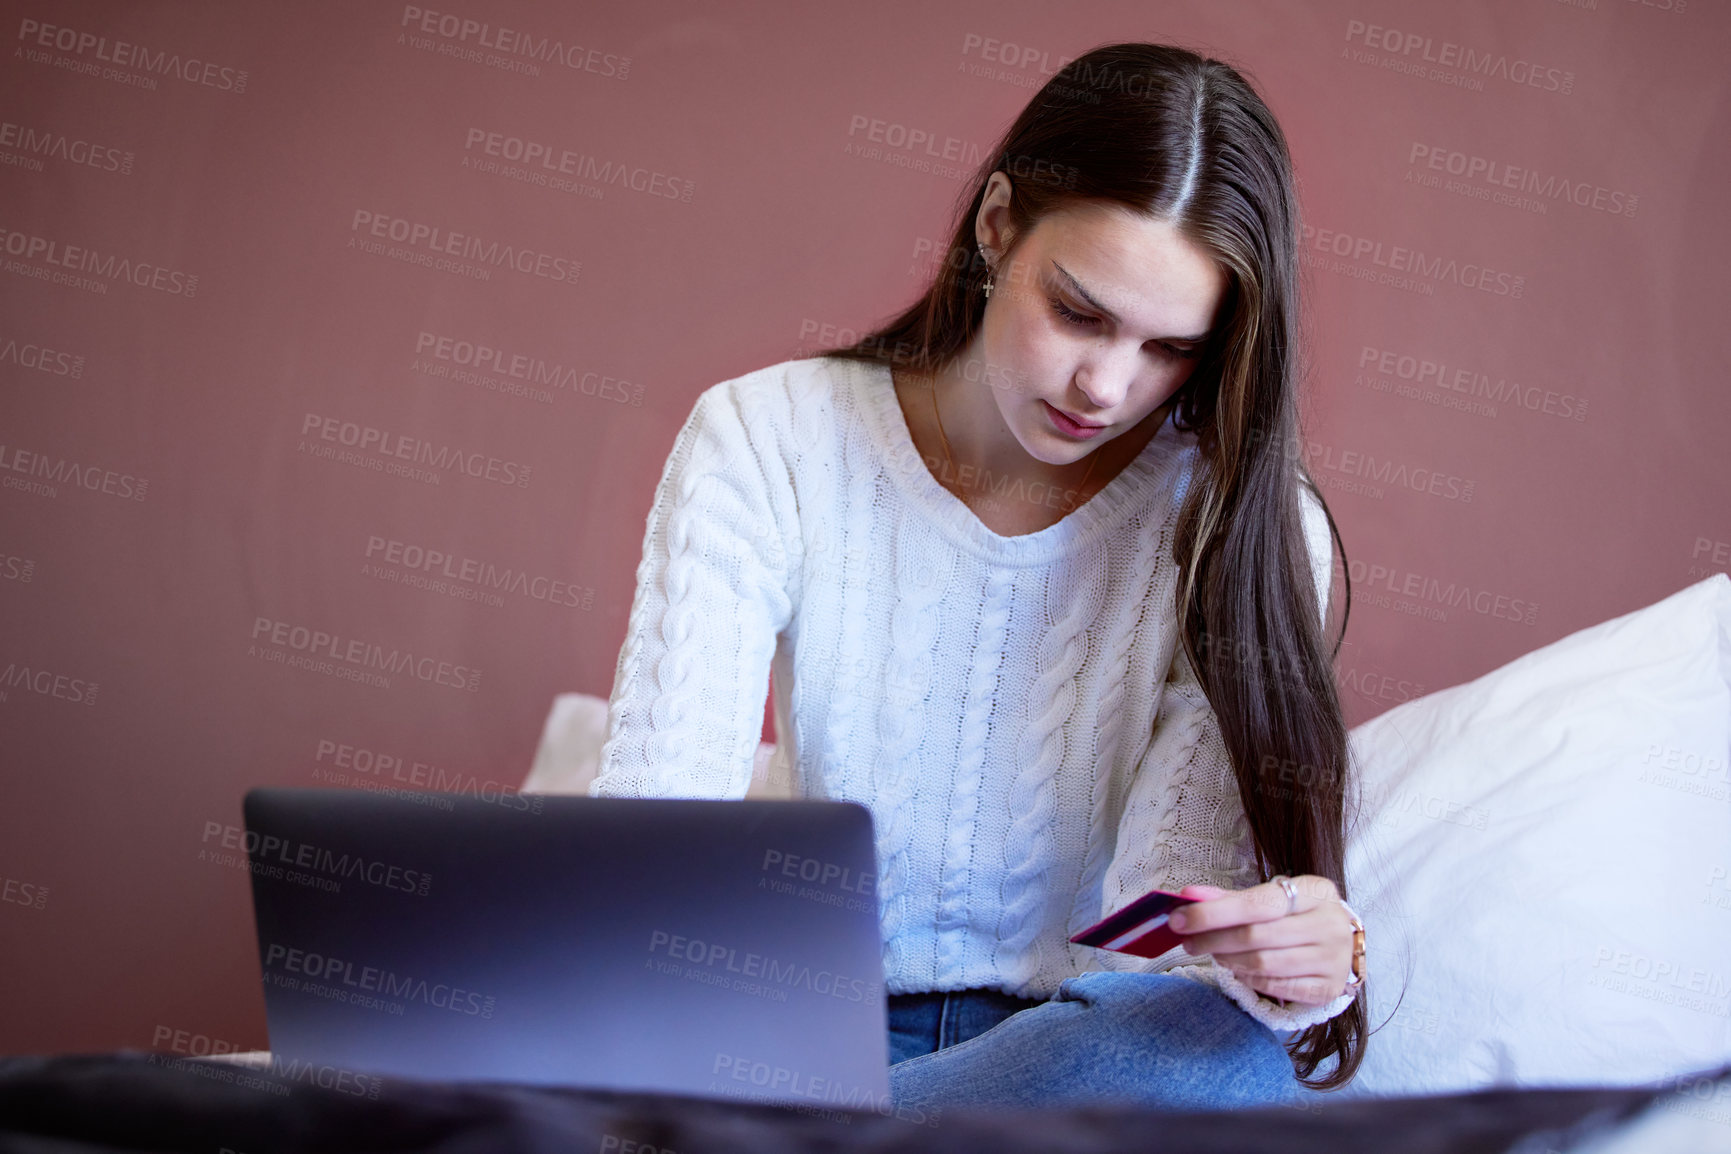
[928,361,1083,483]
[914,358,1170,493]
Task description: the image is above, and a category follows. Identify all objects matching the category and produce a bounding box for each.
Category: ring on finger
[1270,873,1299,916]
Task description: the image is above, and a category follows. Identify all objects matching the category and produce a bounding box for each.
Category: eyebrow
[1049,261,1212,344]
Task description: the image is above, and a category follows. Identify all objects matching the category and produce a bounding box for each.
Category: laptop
[241,787,890,1108]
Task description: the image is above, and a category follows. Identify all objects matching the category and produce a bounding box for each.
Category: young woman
[590,42,1368,1109]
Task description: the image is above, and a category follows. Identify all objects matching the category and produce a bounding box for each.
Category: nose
[1072,346,1139,412]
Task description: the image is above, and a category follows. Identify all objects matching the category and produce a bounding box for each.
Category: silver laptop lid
[242,788,889,1107]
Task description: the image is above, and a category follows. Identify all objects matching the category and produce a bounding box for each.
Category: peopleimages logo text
[0,442,147,500]
[349,211,579,285]
[1343,19,1574,93]
[0,226,198,296]
[0,120,132,173]
[1300,224,1524,297]
[15,18,250,91]
[299,413,532,488]
[399,7,629,77]
[203,823,432,896]
[648,931,875,1003]
[250,616,482,692]
[264,943,495,1016]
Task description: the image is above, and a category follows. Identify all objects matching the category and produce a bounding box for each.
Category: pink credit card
[1068,888,1199,959]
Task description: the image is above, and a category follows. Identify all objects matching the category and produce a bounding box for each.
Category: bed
[4,577,1727,1152]
[0,1050,1726,1153]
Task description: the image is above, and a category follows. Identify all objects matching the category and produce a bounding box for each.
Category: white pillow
[1341,574,1731,1096]
[521,692,612,794]
[522,691,780,796]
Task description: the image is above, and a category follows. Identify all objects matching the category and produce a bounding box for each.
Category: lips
[1038,406,1107,442]
[1045,401,1105,431]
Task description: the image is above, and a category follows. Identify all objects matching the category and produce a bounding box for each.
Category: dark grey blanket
[0,1054,1722,1154]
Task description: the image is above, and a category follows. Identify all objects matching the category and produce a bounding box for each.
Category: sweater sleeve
[589,380,795,799]
[1095,484,1353,1033]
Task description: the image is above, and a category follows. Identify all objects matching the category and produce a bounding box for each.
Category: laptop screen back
[242,788,889,1107]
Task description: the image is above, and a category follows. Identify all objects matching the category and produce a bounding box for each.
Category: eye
[1050,292,1204,360]
[1048,296,1098,327]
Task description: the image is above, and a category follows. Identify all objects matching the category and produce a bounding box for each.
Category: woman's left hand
[1166,875,1356,1005]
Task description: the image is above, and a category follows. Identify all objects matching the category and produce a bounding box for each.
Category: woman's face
[970,184,1229,467]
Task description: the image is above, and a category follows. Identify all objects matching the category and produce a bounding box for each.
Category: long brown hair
[816,42,1365,1088]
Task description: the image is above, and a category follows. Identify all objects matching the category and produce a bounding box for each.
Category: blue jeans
[888,971,1299,1111]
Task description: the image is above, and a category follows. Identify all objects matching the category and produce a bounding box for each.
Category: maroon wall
[2,0,1725,1055]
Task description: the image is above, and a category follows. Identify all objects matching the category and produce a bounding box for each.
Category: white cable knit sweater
[591,355,1356,1033]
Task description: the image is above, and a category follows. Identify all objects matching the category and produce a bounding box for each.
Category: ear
[974,171,1019,264]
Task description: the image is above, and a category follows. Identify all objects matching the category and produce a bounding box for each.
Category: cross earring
[979,243,995,298]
